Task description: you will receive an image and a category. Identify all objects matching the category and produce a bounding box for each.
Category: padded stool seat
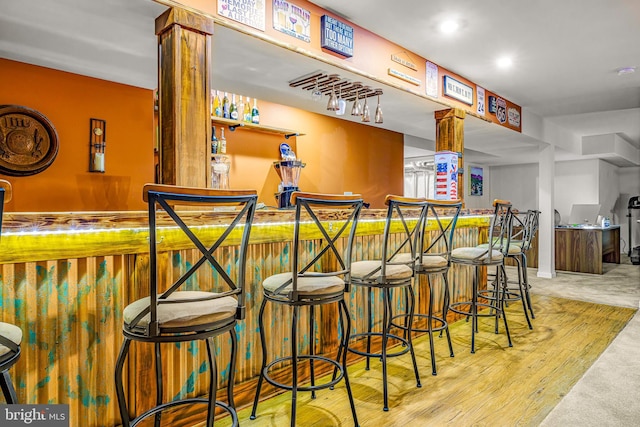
[0,323,21,358]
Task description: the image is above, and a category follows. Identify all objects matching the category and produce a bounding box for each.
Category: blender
[274,143,305,209]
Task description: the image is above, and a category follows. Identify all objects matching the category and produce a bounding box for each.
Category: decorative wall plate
[0,105,59,176]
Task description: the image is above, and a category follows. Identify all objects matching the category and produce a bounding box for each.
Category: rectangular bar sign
[443,75,473,105]
[320,15,354,57]
[0,405,69,426]
[273,0,311,42]
[434,151,458,201]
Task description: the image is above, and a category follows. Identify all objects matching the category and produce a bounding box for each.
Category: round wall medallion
[0,105,59,176]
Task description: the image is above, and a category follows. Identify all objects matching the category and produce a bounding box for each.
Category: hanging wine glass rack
[289,72,383,102]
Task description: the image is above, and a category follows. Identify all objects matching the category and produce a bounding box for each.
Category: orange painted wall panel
[220,99,404,209]
[0,59,155,212]
[1,59,402,212]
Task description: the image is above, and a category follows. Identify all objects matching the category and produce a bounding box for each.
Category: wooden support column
[156,8,214,187]
[434,108,466,203]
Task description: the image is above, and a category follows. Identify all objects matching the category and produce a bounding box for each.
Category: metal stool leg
[228,328,238,409]
[442,273,454,358]
[250,299,269,420]
[339,299,360,427]
[0,370,18,404]
[205,337,218,427]
[290,305,299,427]
[309,305,316,399]
[115,338,132,427]
[154,343,162,427]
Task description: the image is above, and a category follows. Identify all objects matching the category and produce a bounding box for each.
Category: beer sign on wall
[320,15,354,57]
[273,0,311,42]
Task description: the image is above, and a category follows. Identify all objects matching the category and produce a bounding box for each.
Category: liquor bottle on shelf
[219,127,227,154]
[237,96,245,122]
[213,90,222,117]
[211,126,219,154]
[222,92,230,119]
[230,94,238,120]
[243,96,252,123]
[251,98,260,124]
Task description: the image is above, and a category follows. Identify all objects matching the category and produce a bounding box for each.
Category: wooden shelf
[211,117,303,139]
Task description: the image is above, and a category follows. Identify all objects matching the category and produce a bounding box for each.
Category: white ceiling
[1,0,639,167]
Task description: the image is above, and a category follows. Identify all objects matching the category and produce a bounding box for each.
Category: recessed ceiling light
[439,20,459,34]
[617,66,636,76]
[496,57,513,69]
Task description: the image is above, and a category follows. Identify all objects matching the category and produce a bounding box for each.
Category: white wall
[464,162,492,209]
[488,163,539,211]
[618,166,640,253]
[598,160,620,220]
[554,159,600,222]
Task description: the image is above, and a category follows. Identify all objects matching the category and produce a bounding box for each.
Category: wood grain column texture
[156,8,214,187]
[435,108,466,204]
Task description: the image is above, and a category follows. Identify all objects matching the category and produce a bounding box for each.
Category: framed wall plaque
[0,105,59,176]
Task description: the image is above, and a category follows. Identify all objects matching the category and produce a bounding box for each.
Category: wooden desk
[555,225,620,274]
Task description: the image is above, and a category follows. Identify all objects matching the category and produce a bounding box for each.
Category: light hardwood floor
[201,292,634,427]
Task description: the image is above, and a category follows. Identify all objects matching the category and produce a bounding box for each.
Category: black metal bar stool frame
[345,195,428,411]
[114,184,257,427]
[250,192,363,427]
[449,200,514,353]
[392,200,462,376]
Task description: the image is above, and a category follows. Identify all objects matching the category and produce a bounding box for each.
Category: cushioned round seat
[263,273,345,296]
[476,242,521,255]
[452,246,504,262]
[0,323,21,357]
[393,253,448,269]
[123,291,237,329]
[350,260,413,281]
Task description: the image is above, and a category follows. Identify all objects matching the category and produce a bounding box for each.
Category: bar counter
[0,207,496,426]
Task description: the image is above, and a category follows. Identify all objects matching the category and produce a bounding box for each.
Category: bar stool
[478,209,540,329]
[393,199,462,376]
[508,210,540,320]
[0,179,21,404]
[449,199,514,353]
[250,192,363,427]
[114,184,257,427]
[347,195,427,411]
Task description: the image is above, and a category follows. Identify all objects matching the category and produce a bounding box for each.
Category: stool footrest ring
[390,313,448,334]
[449,301,503,318]
[130,397,238,427]
[347,332,411,358]
[262,354,344,392]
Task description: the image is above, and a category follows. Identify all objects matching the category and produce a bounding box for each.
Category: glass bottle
[222,92,230,119]
[210,126,218,187]
[213,91,222,117]
[219,127,227,154]
[211,126,218,154]
[230,94,238,120]
[251,98,260,124]
[243,96,252,123]
[237,96,245,122]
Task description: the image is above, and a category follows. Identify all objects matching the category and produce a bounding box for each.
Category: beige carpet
[532,257,640,427]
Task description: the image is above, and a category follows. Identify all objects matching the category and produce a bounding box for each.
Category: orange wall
[1,59,402,212]
[224,100,404,209]
[0,59,155,212]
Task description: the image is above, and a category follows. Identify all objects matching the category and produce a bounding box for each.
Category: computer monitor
[568,203,601,225]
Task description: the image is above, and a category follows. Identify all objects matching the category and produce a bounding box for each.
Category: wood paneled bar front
[0,208,494,426]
